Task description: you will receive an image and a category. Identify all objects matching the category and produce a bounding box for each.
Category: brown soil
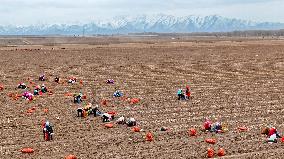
[0,37,283,159]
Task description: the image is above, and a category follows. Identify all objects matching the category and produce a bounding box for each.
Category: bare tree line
[129,29,284,37]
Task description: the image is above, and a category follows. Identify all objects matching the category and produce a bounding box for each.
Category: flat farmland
[0,37,283,158]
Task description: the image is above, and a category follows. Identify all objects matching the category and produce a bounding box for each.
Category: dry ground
[0,37,283,158]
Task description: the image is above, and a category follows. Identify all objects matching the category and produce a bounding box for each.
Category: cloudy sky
[1,0,284,25]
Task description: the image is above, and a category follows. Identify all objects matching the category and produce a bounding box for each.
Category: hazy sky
[1,0,284,25]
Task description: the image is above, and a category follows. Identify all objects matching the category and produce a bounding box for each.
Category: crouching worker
[268,127,281,138]
[42,121,54,141]
[177,89,186,100]
[77,107,83,117]
[92,105,102,117]
[203,118,223,133]
[102,113,114,122]
[106,79,114,84]
[18,82,27,89]
[126,117,136,127]
[34,85,40,95]
[41,84,48,93]
[22,91,34,101]
[77,103,93,118]
[54,77,60,83]
[211,122,223,133]
[262,127,282,143]
[113,90,123,97]
[74,93,83,104]
[68,77,77,84]
[116,116,125,124]
[203,119,212,131]
[39,74,46,81]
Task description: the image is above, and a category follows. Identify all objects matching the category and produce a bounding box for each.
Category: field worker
[113,90,123,97]
[204,119,212,131]
[185,86,191,99]
[177,89,186,100]
[41,84,48,93]
[34,85,40,95]
[268,127,281,138]
[43,121,54,141]
[27,92,34,101]
[27,93,33,101]
[126,117,136,127]
[106,79,114,84]
[23,92,34,101]
[68,77,77,84]
[92,105,102,117]
[116,116,125,124]
[102,113,112,122]
[34,89,39,95]
[39,74,46,81]
[74,92,83,104]
[211,121,222,133]
[22,91,29,99]
[18,82,27,89]
[77,106,83,117]
[266,127,281,143]
[161,126,169,131]
[54,77,60,83]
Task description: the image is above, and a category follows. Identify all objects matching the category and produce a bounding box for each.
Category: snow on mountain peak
[0,14,283,35]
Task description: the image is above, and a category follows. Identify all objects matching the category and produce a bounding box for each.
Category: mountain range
[1,14,284,35]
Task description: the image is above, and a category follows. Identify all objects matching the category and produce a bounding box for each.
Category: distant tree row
[129,29,284,37]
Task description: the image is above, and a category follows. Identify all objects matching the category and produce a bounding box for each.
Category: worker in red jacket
[268,127,281,138]
[185,86,191,99]
[204,119,212,131]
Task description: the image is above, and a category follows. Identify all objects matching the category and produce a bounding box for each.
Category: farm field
[0,37,283,158]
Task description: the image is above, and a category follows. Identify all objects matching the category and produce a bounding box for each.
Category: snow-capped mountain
[0,14,283,35]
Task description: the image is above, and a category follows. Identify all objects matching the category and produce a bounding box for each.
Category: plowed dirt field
[0,37,283,158]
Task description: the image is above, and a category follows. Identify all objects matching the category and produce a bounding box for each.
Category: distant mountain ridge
[1,14,284,35]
